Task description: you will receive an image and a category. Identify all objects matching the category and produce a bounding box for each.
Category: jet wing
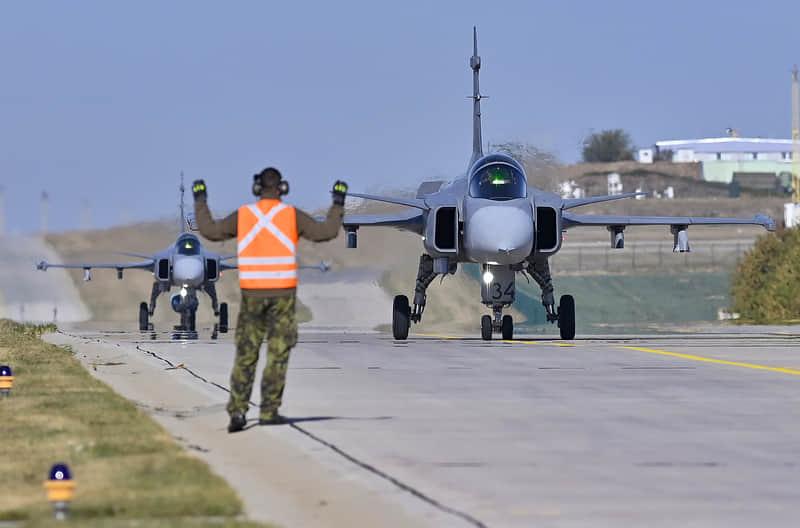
[37,258,155,281]
[344,209,425,232]
[562,212,776,231]
[562,192,647,209]
[37,259,155,272]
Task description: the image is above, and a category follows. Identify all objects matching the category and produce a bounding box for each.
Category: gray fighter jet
[343,28,776,341]
[37,179,235,338]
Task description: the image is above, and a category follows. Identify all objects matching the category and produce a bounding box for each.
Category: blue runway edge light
[49,463,72,481]
[0,365,11,376]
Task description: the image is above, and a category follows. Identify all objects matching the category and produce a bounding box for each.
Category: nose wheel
[480,307,514,341]
[173,309,198,340]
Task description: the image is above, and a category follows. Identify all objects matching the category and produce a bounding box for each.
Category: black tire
[501,314,513,340]
[179,310,196,332]
[558,294,576,340]
[139,302,149,332]
[188,310,197,332]
[219,303,229,333]
[481,314,493,341]
[392,295,410,340]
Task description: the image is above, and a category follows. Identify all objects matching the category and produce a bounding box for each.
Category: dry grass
[0,320,270,527]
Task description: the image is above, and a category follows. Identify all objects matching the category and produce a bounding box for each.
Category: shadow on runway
[242,415,393,430]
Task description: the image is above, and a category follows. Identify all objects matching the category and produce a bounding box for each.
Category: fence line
[551,242,752,274]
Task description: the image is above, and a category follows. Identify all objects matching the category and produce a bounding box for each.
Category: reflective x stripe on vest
[237,200,299,289]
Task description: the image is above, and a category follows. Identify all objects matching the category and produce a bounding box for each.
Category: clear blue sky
[2,0,799,233]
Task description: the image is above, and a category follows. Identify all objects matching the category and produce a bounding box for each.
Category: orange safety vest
[237,199,299,290]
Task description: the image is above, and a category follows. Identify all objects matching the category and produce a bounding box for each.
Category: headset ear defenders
[277,179,289,196]
[252,172,289,197]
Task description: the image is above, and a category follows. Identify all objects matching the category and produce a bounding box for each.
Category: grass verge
[0,319,269,527]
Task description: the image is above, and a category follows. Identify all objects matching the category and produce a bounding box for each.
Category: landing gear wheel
[218,303,229,333]
[174,310,198,340]
[558,294,575,340]
[481,314,493,341]
[392,295,410,340]
[501,314,513,340]
[139,302,149,332]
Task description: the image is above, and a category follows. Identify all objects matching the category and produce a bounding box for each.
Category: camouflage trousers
[227,294,298,420]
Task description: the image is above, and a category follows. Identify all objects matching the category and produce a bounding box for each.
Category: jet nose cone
[173,256,204,286]
[465,204,533,264]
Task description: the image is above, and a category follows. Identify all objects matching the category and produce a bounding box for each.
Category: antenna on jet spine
[179,171,186,232]
[469,26,484,166]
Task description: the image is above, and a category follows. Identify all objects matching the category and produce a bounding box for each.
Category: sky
[2,0,800,234]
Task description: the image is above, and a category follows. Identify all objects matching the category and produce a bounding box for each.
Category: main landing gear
[392,254,455,340]
[392,295,411,340]
[206,283,228,339]
[556,294,575,340]
[138,281,230,340]
[139,281,164,337]
[526,259,575,340]
[138,302,153,332]
[390,255,577,341]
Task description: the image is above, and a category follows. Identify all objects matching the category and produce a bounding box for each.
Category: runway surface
[52,327,800,527]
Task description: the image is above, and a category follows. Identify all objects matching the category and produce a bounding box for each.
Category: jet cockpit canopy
[468,158,527,200]
[176,234,201,256]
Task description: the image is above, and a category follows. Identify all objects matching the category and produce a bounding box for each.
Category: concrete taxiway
[49,327,800,527]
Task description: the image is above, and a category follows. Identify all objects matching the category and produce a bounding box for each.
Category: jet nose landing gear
[480,307,514,341]
[479,264,516,341]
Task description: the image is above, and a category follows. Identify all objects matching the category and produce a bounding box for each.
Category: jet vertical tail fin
[179,171,196,232]
[179,171,187,232]
[469,26,484,167]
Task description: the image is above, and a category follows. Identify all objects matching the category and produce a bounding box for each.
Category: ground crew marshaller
[192,168,347,433]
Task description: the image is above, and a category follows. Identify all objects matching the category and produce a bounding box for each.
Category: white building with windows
[640,137,796,184]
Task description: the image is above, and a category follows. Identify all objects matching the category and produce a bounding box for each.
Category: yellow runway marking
[416,333,576,347]
[622,346,800,377]
[509,340,576,348]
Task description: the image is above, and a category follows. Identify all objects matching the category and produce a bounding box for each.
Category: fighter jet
[37,178,235,338]
[343,28,776,341]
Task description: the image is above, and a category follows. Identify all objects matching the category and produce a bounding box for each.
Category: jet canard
[342,28,776,341]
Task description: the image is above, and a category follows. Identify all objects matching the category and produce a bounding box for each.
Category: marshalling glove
[332,180,348,206]
[192,179,207,200]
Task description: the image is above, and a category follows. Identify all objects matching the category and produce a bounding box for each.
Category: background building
[641,137,794,188]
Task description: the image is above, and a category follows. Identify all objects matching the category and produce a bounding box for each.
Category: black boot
[259,414,287,426]
[227,413,247,433]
